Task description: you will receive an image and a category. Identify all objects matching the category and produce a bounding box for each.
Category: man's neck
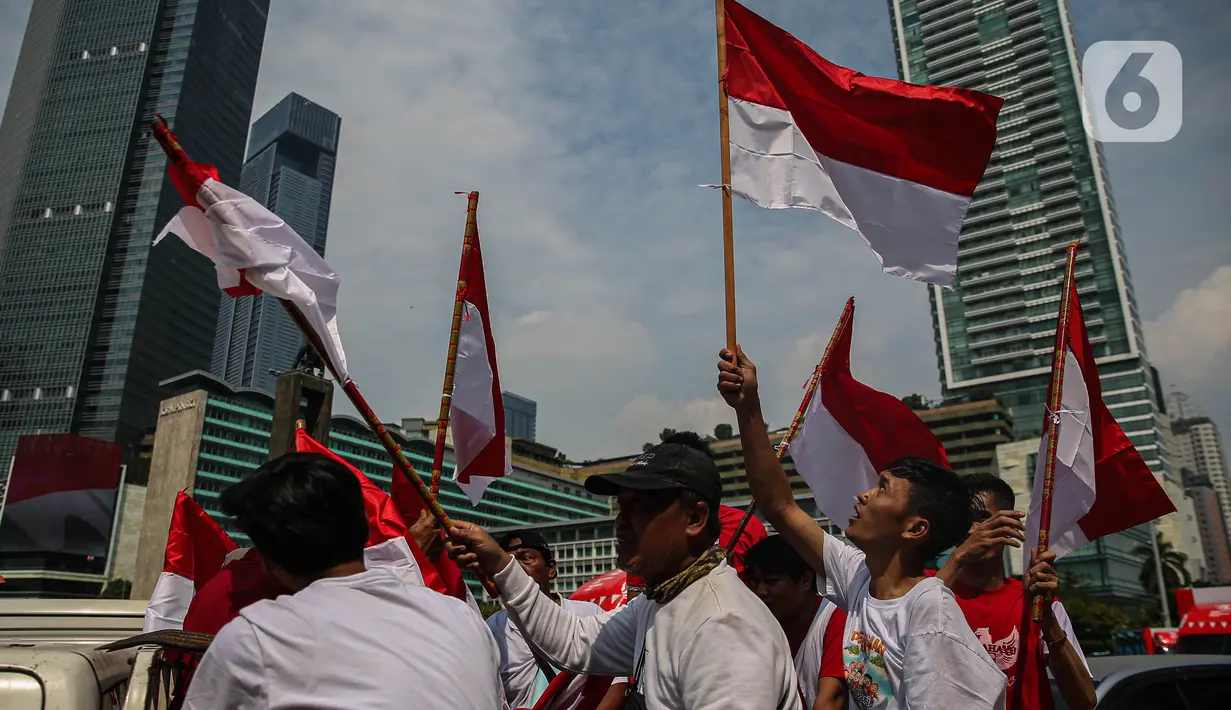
[958,559,1006,593]
[784,596,822,655]
[644,552,700,589]
[315,560,366,582]
[863,547,925,600]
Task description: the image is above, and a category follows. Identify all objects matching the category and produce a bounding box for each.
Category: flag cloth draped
[294,429,426,587]
[722,0,1003,286]
[1025,282,1176,560]
[789,304,950,529]
[449,219,511,504]
[154,152,348,380]
[143,491,239,633]
[391,468,470,603]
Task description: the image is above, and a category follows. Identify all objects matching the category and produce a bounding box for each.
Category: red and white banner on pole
[721,0,1002,286]
[143,492,238,632]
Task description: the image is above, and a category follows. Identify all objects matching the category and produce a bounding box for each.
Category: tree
[100,578,132,599]
[1132,532,1191,623]
[643,427,681,451]
[1059,574,1131,655]
[901,393,931,410]
[714,423,734,440]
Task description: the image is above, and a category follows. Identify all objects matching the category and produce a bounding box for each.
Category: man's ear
[548,562,558,582]
[685,501,711,539]
[902,515,930,546]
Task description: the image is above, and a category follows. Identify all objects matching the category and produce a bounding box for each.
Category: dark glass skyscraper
[502,391,537,441]
[211,93,341,393]
[0,0,269,488]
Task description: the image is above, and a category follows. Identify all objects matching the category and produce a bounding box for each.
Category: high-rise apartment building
[1172,415,1231,541]
[914,398,1015,476]
[1182,469,1231,585]
[0,0,269,491]
[502,391,537,441]
[212,94,341,393]
[886,0,1168,467]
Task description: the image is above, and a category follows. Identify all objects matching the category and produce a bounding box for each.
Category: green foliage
[478,600,503,619]
[1132,532,1190,623]
[713,424,734,441]
[1059,574,1131,655]
[901,393,931,410]
[99,578,132,599]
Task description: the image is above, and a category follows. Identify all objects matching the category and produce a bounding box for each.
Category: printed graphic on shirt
[975,625,1020,677]
[843,631,893,710]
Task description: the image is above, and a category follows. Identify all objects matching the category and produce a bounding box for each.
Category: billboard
[0,434,124,568]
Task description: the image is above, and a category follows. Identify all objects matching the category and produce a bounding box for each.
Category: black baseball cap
[499,530,554,563]
[584,443,722,507]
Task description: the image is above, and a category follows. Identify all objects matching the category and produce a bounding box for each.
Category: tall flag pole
[430,192,480,498]
[148,118,505,601]
[726,297,854,558]
[1031,242,1080,620]
[714,0,738,353]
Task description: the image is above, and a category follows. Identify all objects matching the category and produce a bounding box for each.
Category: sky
[0,0,1227,461]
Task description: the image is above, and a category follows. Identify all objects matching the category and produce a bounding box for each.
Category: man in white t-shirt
[183,452,504,710]
[488,530,608,709]
[450,440,802,709]
[745,535,849,710]
[719,347,1007,710]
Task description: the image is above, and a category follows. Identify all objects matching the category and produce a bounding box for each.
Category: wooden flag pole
[714,0,738,354]
[430,192,480,497]
[726,298,855,558]
[1031,241,1081,621]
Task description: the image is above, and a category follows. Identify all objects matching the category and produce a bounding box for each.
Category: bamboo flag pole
[429,192,479,497]
[714,0,738,354]
[1031,241,1081,621]
[148,120,504,600]
[726,298,855,558]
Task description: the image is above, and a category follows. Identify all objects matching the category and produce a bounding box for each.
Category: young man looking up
[184,452,504,710]
[718,347,1007,710]
[935,474,1095,710]
[487,530,608,710]
[745,535,849,710]
[449,441,802,709]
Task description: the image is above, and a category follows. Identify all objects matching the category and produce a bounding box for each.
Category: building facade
[1171,416,1231,542]
[1183,469,1231,585]
[502,391,537,441]
[212,94,341,393]
[131,371,607,597]
[915,398,1014,476]
[0,0,270,495]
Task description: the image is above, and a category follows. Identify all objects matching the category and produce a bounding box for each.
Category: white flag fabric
[156,178,348,382]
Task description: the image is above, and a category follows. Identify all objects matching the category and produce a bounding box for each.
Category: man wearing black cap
[449,442,802,709]
[486,530,607,710]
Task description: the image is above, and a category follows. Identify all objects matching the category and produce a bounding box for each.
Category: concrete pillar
[269,371,333,458]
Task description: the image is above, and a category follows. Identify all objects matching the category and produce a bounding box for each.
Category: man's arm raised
[718,346,828,579]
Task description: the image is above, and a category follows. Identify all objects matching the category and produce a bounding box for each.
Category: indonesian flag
[789,300,950,529]
[390,470,471,604]
[570,569,632,612]
[718,503,768,575]
[723,0,1003,286]
[294,429,425,586]
[1025,281,1176,560]
[143,491,239,633]
[152,119,348,381]
[450,218,511,504]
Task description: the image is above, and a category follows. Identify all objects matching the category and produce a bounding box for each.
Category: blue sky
[1,0,1227,459]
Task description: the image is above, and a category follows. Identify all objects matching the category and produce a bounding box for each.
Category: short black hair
[659,432,721,539]
[744,535,815,592]
[499,530,555,566]
[885,457,972,560]
[963,473,1016,513]
[220,452,368,578]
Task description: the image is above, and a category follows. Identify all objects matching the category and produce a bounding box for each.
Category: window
[33,387,42,400]
[81,50,90,59]
[65,386,74,398]
[109,46,117,56]
[43,208,52,218]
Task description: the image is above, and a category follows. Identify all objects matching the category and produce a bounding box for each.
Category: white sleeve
[901,631,1007,710]
[679,611,798,710]
[494,559,640,676]
[820,534,866,610]
[182,618,266,710]
[1048,601,1091,675]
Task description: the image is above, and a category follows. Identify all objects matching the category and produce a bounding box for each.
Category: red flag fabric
[142,492,239,632]
[718,504,767,575]
[789,302,950,530]
[1025,281,1176,559]
[391,469,469,602]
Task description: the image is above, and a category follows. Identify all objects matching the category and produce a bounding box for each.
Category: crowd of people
[174,350,1094,710]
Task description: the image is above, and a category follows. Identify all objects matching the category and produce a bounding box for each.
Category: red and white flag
[143,491,239,632]
[449,221,511,504]
[789,302,950,529]
[153,130,348,381]
[391,470,470,604]
[1025,281,1176,560]
[294,429,427,586]
[722,0,1003,285]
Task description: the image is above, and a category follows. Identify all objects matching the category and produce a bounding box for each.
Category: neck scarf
[644,545,725,604]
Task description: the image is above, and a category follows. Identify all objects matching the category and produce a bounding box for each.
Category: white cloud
[1145,265,1231,379]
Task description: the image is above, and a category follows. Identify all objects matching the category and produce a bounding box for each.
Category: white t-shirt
[494,558,802,710]
[488,598,605,709]
[795,599,840,708]
[823,538,1007,710]
[184,567,504,709]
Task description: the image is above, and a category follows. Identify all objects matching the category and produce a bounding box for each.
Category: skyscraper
[211,94,341,393]
[0,0,269,487]
[886,0,1170,598]
[502,391,537,441]
[1172,415,1231,540]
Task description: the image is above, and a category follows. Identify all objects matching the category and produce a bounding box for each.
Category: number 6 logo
[1082,41,1182,143]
